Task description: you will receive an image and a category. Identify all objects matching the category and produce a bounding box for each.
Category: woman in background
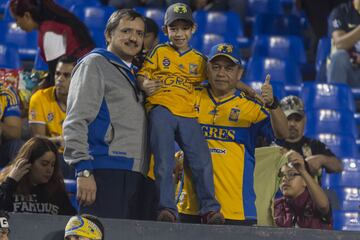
[9,0,95,86]
[0,137,76,215]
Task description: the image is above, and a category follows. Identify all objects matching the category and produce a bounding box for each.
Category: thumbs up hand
[260,74,274,106]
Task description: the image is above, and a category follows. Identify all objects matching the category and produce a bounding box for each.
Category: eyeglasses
[278,172,301,180]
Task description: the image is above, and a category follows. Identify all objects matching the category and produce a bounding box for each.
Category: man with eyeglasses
[28,55,77,178]
[279,96,343,179]
[274,150,333,229]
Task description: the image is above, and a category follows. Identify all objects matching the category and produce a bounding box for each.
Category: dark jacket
[0,177,76,215]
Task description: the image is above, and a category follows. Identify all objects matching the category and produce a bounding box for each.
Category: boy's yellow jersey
[29,87,65,139]
[0,85,21,119]
[177,87,274,220]
[138,43,207,118]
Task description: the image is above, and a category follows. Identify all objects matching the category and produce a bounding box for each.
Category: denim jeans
[149,106,220,216]
[327,49,360,87]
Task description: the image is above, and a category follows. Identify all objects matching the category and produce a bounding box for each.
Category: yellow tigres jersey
[28,87,65,139]
[177,87,274,220]
[0,85,21,120]
[138,43,207,118]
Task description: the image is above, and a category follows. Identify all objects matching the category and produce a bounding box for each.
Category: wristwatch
[265,97,279,110]
[76,170,93,178]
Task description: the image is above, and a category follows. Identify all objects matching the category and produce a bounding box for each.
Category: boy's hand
[287,150,306,174]
[141,76,161,96]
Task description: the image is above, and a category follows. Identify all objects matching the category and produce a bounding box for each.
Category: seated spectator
[28,55,77,179]
[133,17,160,69]
[9,0,95,87]
[64,214,104,240]
[0,84,22,168]
[274,150,333,229]
[279,96,343,178]
[0,137,76,216]
[0,211,9,240]
[327,0,360,87]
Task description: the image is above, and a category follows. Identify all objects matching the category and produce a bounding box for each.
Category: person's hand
[305,155,324,175]
[260,74,274,106]
[286,150,306,174]
[8,158,31,182]
[173,151,184,184]
[77,175,97,206]
[141,76,161,96]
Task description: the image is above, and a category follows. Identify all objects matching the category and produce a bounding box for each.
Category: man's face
[279,165,306,199]
[143,32,158,54]
[106,16,145,62]
[207,56,243,95]
[286,113,306,142]
[55,62,74,97]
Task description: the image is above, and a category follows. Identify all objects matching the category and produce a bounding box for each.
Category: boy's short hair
[164,3,194,26]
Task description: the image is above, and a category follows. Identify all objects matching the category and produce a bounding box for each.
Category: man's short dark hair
[144,17,159,38]
[58,55,78,66]
[105,9,145,45]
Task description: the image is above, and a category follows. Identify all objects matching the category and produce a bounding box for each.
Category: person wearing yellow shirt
[0,83,22,168]
[177,43,289,225]
[28,55,77,178]
[137,3,223,223]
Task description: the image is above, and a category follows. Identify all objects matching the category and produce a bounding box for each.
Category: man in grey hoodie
[63,9,149,218]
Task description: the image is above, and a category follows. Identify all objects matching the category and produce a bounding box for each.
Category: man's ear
[105,32,111,45]
[237,68,244,81]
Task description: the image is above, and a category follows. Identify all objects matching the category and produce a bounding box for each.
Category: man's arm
[332,28,360,50]
[63,56,105,207]
[29,123,63,146]
[261,75,289,139]
[1,116,21,140]
[306,154,343,175]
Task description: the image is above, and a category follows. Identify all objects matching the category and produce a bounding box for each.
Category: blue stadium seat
[200,33,237,56]
[315,37,331,82]
[322,169,360,189]
[333,211,360,231]
[252,35,306,64]
[247,0,283,15]
[310,134,358,158]
[70,5,116,30]
[0,21,37,60]
[244,80,286,100]
[2,0,13,22]
[0,43,20,69]
[301,83,355,112]
[193,11,244,40]
[245,57,302,86]
[305,109,358,139]
[33,48,48,71]
[253,13,302,36]
[55,0,101,10]
[89,28,107,48]
[333,187,360,211]
[64,179,78,210]
[145,8,165,29]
